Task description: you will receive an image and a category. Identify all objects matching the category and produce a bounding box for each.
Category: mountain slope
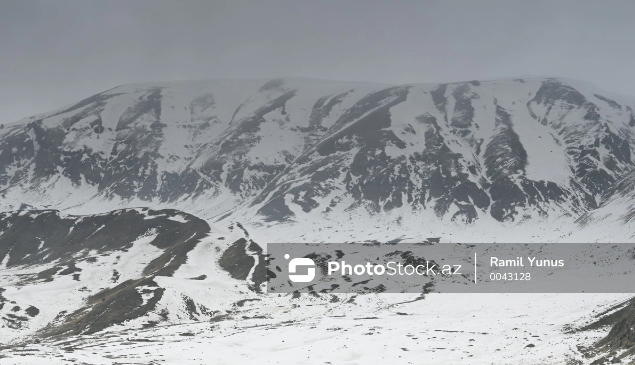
[0,208,632,365]
[1,77,634,235]
[0,208,262,343]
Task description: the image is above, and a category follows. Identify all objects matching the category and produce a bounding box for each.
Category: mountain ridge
[1,76,634,239]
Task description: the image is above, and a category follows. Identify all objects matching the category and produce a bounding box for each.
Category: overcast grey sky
[1,0,634,123]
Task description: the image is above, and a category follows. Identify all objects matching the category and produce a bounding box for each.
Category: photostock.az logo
[285,254,315,283]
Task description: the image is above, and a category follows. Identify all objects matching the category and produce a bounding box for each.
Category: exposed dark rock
[580,298,635,363]
[0,209,209,274]
[43,277,165,336]
[219,238,254,281]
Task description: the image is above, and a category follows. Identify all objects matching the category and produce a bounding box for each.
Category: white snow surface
[0,210,633,364]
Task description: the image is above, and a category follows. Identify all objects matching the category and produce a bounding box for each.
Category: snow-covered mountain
[2,77,635,238]
[2,77,635,364]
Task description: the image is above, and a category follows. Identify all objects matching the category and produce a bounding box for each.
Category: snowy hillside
[0,208,633,364]
[0,209,265,343]
[0,209,634,364]
[2,77,635,240]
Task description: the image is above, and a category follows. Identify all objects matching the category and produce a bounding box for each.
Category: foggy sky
[2,0,635,124]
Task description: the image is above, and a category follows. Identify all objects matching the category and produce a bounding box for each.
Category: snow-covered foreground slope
[1,292,633,365]
[0,209,261,344]
[0,209,634,364]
